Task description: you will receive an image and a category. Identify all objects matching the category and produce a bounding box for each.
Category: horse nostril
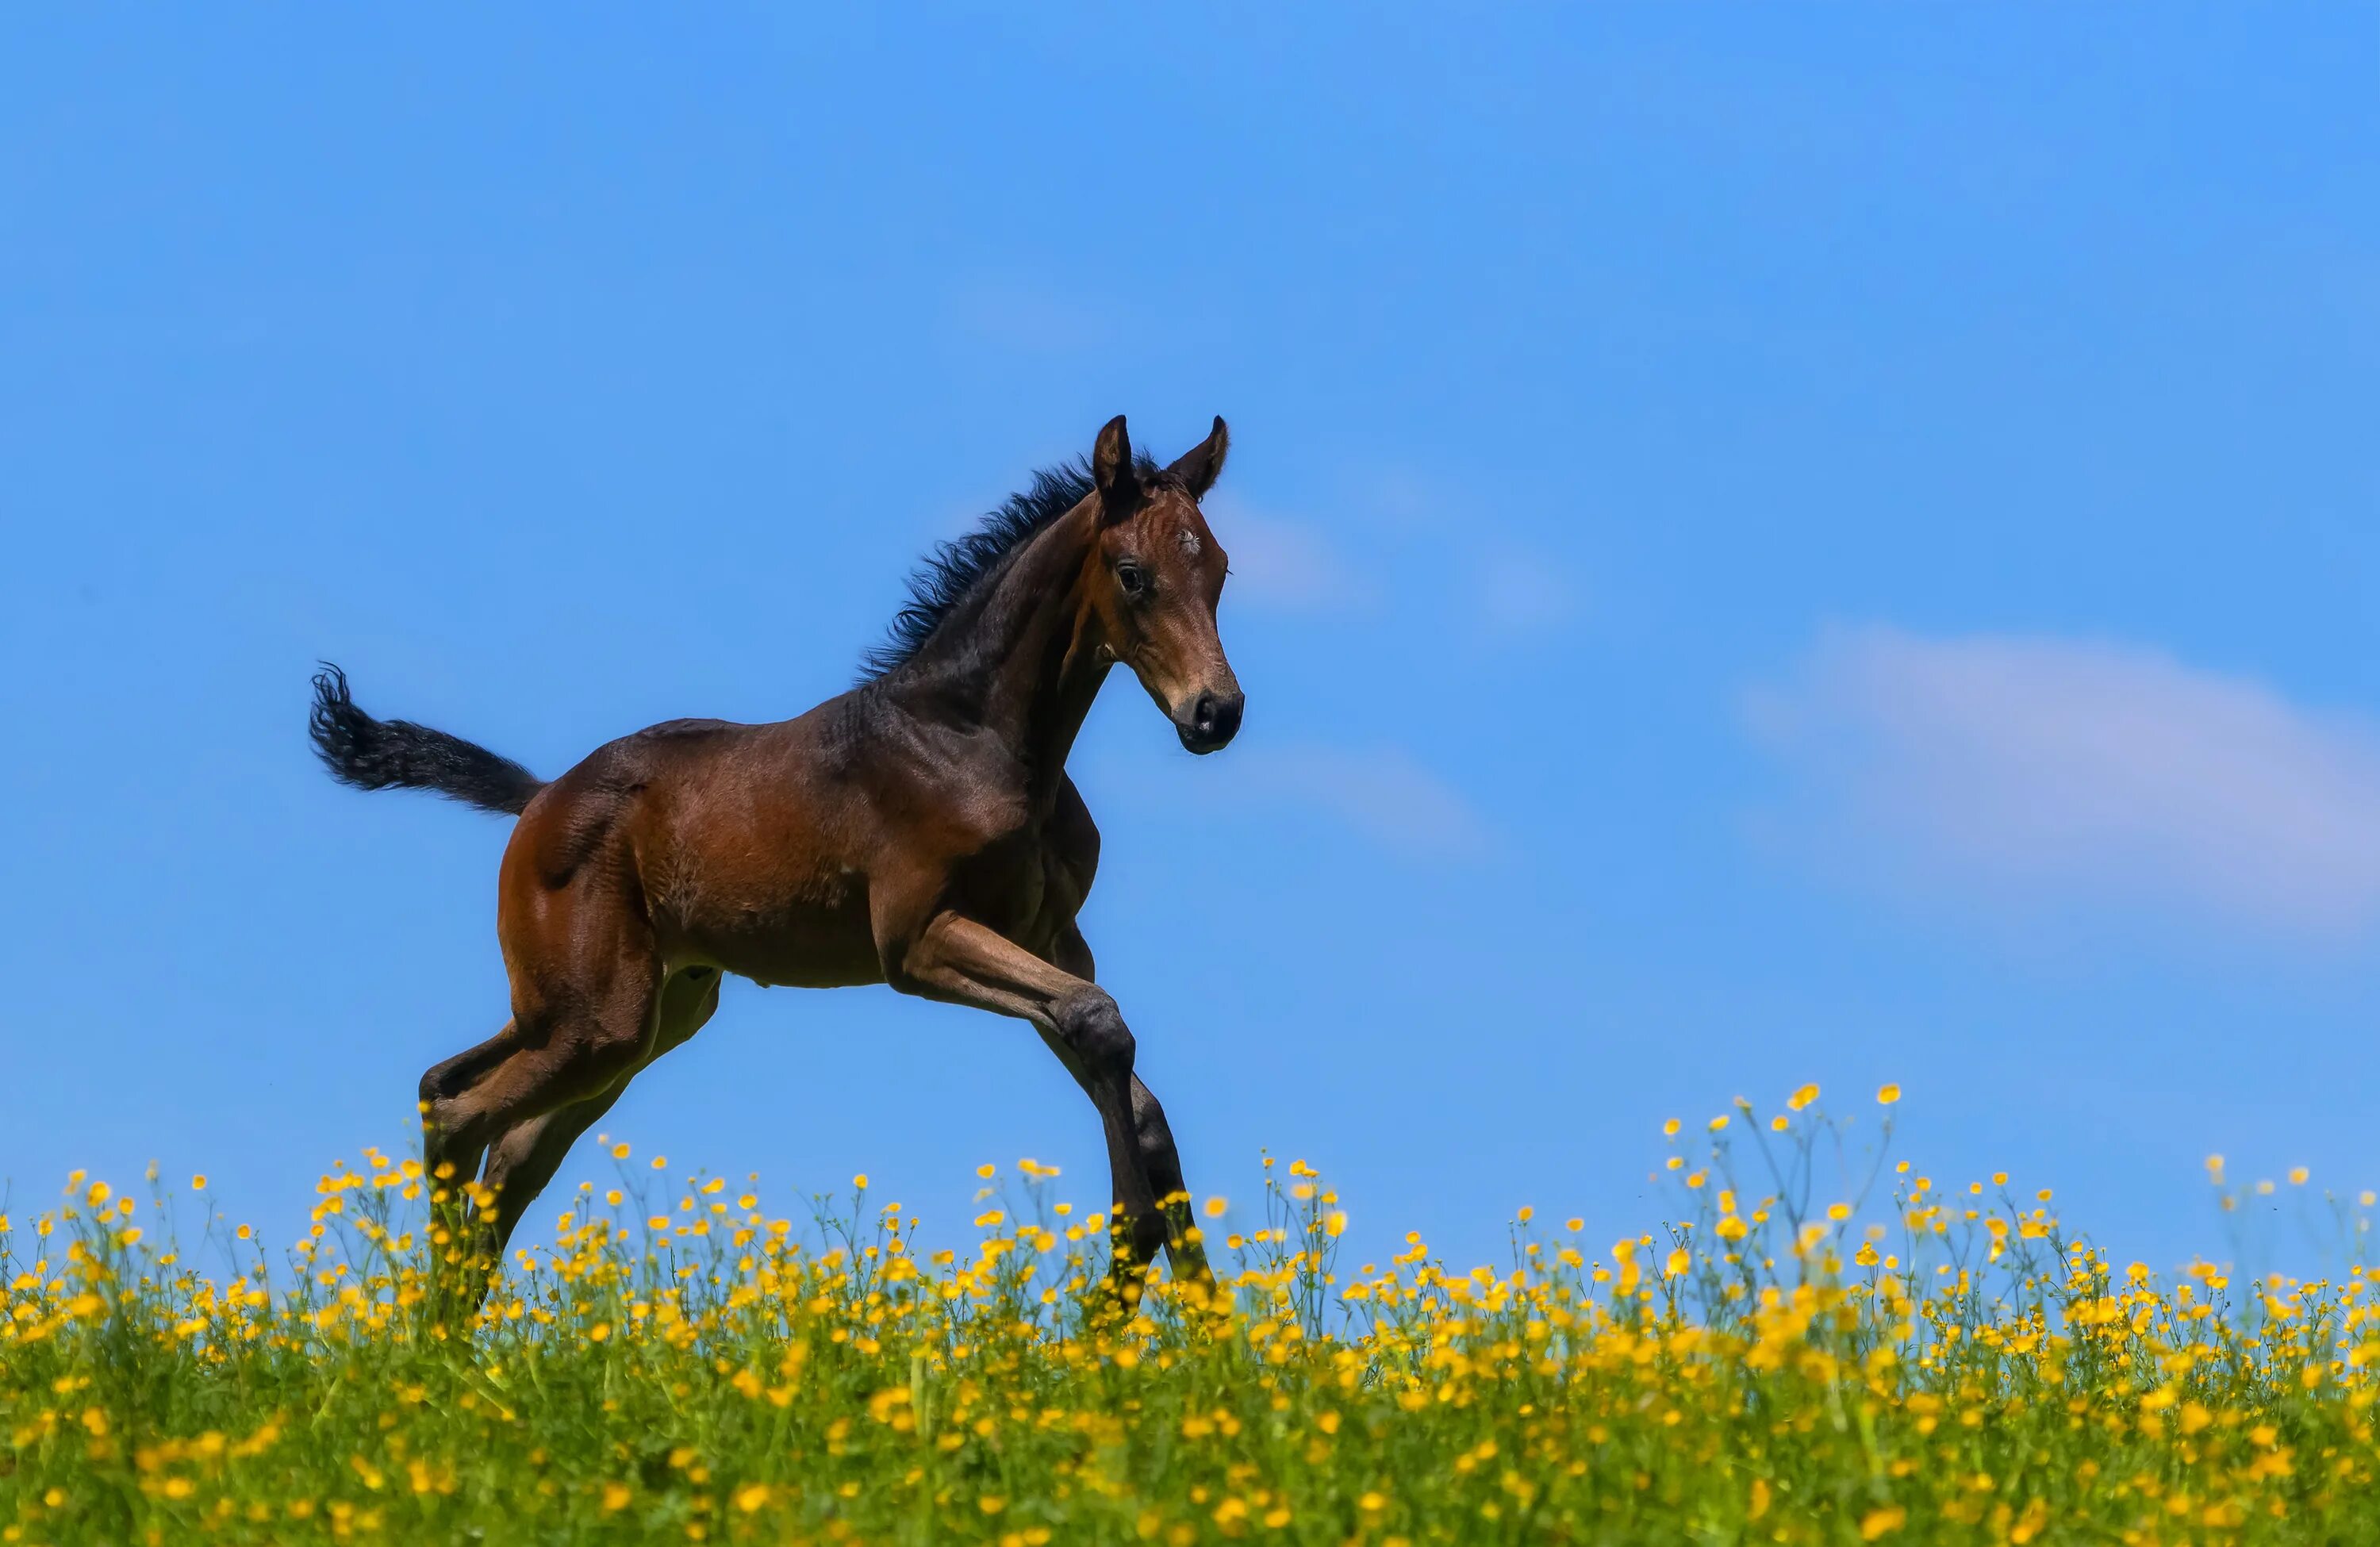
[1181,690,1242,750]
[1188,692,1242,740]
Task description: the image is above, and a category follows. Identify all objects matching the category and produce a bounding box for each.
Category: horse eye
[1116,563,1149,598]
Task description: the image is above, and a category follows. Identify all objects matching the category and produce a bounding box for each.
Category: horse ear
[1166,416,1230,499]
[1092,415,1138,520]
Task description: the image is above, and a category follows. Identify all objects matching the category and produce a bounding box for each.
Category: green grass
[5,1094,2378,1545]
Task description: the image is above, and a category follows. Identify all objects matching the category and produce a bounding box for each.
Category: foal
[310,415,1241,1299]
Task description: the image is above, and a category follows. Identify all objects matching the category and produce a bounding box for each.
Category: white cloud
[1748,627,2380,936]
[1225,743,1495,861]
[1346,469,1579,637]
[1472,542,1578,638]
[1204,495,1377,614]
[1097,739,1492,862]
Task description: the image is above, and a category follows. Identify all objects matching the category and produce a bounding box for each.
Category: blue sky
[3,7,2374,1280]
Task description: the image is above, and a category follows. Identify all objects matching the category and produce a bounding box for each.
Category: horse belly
[671,895,884,988]
[654,853,885,989]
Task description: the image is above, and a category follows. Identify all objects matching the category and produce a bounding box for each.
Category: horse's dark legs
[892,912,1167,1284]
[416,1022,525,1283]
[1126,1075,1209,1284]
[416,904,662,1310]
[478,1089,620,1269]
[478,968,722,1262]
[418,1022,523,1184]
[1049,926,1209,1285]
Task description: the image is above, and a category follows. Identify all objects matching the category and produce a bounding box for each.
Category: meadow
[5,1086,2377,1545]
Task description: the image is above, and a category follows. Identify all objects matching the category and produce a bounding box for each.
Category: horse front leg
[1126,1075,1210,1290]
[1047,924,1210,1290]
[886,912,1167,1296]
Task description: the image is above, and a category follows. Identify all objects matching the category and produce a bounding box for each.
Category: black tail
[308,664,547,816]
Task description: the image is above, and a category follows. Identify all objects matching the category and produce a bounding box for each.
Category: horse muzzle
[1174,689,1244,754]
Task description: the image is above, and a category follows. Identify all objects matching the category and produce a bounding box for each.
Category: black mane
[862,452,1169,678]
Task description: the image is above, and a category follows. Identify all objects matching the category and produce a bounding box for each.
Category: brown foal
[309,415,1242,1303]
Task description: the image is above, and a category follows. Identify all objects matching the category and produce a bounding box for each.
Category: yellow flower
[1876,1084,1901,1105]
[1708,1116,1729,1133]
[1661,1119,1680,1137]
[735,1484,770,1513]
[2289,1167,2309,1186]
[1203,1196,1227,1218]
[191,1175,208,1191]
[602,1484,631,1512]
[1860,1505,1906,1540]
[611,1142,631,1160]
[1787,1084,1819,1111]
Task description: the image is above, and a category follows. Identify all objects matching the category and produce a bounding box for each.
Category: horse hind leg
[418,1023,524,1190]
[478,967,722,1265]
[474,1088,627,1276]
[420,909,664,1307]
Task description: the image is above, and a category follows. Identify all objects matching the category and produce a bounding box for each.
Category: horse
[309,414,1241,1303]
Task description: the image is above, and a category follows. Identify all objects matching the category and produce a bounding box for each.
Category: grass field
[5,1087,2377,1545]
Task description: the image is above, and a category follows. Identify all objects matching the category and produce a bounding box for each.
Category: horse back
[497,700,1100,987]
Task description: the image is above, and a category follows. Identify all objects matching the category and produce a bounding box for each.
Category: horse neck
[948,501,1111,789]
